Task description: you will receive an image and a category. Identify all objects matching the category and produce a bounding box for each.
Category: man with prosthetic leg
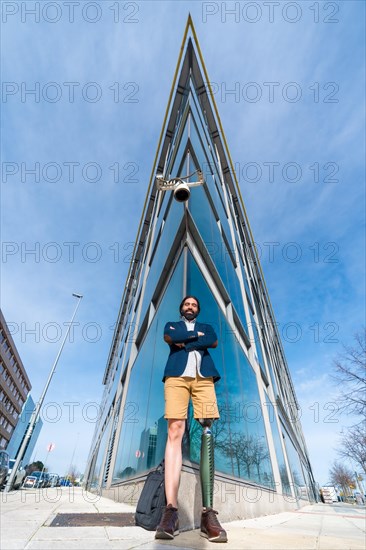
[155,296,228,543]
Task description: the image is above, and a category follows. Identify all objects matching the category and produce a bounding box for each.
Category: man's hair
[179,295,201,315]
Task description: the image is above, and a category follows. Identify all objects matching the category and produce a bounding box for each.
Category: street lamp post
[66,431,79,484]
[5,293,83,492]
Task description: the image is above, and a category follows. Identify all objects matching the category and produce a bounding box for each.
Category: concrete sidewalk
[1,487,365,550]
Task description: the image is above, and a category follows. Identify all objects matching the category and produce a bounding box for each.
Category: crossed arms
[163,322,218,351]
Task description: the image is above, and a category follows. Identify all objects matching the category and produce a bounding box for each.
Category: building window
[112,253,184,482]
[188,187,248,336]
[139,199,184,324]
[281,427,307,499]
[185,253,274,487]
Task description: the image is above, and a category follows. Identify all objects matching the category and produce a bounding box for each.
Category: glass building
[6,394,43,466]
[85,18,316,521]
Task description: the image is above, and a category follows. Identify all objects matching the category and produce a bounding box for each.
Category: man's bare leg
[155,419,185,539]
[164,419,185,507]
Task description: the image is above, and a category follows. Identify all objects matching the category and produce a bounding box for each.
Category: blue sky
[1,1,365,487]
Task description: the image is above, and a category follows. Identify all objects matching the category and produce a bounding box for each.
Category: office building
[6,394,42,465]
[0,309,32,450]
[85,18,316,523]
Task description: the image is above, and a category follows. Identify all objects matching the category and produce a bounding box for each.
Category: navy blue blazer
[162,320,221,382]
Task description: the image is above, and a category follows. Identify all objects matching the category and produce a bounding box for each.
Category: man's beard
[182,310,196,321]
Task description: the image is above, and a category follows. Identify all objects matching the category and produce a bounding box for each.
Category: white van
[7,459,26,490]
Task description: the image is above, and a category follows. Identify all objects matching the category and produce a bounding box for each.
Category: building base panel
[101,468,308,530]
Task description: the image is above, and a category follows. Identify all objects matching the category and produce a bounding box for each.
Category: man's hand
[197,332,205,337]
[175,343,185,348]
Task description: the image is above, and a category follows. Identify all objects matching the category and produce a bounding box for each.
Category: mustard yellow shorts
[164,375,220,419]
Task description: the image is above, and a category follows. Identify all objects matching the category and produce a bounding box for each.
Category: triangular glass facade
[85,17,316,516]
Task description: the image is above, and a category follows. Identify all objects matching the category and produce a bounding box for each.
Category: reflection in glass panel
[99,373,120,433]
[188,186,248,335]
[89,417,111,489]
[189,84,222,188]
[189,78,218,157]
[266,352,279,399]
[150,207,165,264]
[139,199,184,323]
[150,114,190,257]
[112,254,184,482]
[249,309,265,374]
[265,400,291,494]
[235,234,253,312]
[189,117,231,238]
[167,116,189,177]
[282,427,306,499]
[301,466,315,502]
[186,253,274,488]
[166,94,190,172]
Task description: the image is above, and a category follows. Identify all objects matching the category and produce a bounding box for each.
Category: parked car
[0,450,9,489]
[47,473,59,487]
[7,459,26,490]
[58,476,72,487]
[23,470,48,489]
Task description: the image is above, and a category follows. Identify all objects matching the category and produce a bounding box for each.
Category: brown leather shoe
[200,508,228,542]
[155,504,179,539]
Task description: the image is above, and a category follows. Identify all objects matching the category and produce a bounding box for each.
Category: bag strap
[155,459,165,474]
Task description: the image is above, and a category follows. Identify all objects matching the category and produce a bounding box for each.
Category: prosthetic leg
[197,418,227,542]
[198,418,215,508]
